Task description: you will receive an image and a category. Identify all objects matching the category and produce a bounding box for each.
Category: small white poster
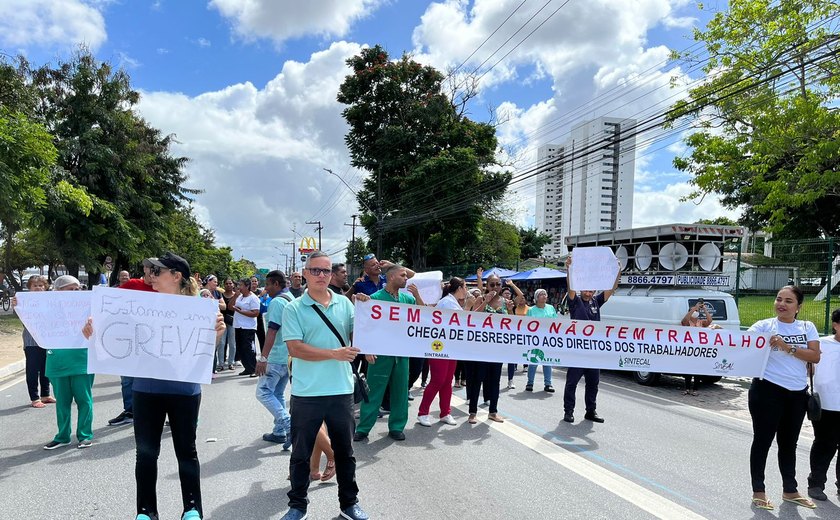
[14,291,91,349]
[571,247,620,291]
[400,270,443,305]
[87,286,219,384]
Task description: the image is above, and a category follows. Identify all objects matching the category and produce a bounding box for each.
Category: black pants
[809,409,840,491]
[408,358,428,388]
[564,368,600,413]
[256,313,266,350]
[507,363,516,380]
[748,378,808,493]
[684,375,697,391]
[24,346,50,401]
[134,391,202,519]
[235,328,257,374]
[464,362,502,414]
[288,394,359,512]
[454,362,465,383]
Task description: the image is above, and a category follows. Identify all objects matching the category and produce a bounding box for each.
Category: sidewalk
[0,316,25,379]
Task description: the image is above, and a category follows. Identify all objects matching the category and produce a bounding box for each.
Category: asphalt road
[1,368,837,520]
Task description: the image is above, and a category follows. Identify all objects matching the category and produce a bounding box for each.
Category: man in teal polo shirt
[280,251,370,520]
[255,270,295,447]
[354,264,424,442]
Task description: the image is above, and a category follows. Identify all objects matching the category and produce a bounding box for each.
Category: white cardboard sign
[400,270,443,305]
[571,247,620,291]
[87,286,218,384]
[14,291,91,349]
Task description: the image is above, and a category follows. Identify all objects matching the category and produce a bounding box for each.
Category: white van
[598,286,741,385]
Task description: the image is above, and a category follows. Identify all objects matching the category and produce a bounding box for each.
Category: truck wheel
[633,371,660,386]
[700,376,722,385]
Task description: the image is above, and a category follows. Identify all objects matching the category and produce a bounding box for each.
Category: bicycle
[0,290,10,312]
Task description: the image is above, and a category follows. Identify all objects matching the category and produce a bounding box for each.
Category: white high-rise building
[535,116,636,258]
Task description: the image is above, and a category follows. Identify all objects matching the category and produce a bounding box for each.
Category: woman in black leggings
[746,286,821,511]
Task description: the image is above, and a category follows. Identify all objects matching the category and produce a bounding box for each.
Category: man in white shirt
[233,278,261,377]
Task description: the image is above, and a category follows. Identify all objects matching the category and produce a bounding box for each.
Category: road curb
[0,359,25,380]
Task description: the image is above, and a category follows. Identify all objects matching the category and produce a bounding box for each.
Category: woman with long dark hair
[417,277,466,427]
[84,252,224,520]
[747,285,821,511]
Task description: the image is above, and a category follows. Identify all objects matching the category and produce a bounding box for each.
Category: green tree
[337,46,511,269]
[0,109,58,290]
[472,219,521,267]
[228,257,258,282]
[670,0,840,238]
[695,217,740,227]
[30,50,196,280]
[519,227,552,259]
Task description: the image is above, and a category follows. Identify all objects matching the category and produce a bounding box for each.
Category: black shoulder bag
[310,304,369,404]
[807,362,822,422]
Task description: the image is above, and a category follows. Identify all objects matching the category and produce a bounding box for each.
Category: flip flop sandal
[783,496,816,509]
[321,460,336,481]
[31,401,46,408]
[751,498,774,510]
[40,396,56,404]
[468,414,477,424]
[309,472,321,481]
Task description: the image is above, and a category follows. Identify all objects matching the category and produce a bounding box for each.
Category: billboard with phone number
[620,274,730,286]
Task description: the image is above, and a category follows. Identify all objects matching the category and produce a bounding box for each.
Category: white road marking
[0,374,25,392]
[450,395,708,520]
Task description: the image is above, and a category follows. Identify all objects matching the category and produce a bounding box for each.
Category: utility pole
[285,241,296,273]
[306,220,323,250]
[344,214,358,278]
[376,167,383,258]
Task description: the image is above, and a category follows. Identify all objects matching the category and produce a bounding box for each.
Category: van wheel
[700,376,722,385]
[633,371,660,386]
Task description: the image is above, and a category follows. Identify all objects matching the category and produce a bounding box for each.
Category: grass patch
[0,314,23,335]
[736,295,840,333]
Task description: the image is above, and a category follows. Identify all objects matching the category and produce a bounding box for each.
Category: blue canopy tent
[464,267,520,281]
[507,267,567,281]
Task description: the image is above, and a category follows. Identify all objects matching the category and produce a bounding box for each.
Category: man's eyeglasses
[307,268,331,277]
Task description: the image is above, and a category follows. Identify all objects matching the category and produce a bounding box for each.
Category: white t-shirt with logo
[233,293,260,330]
[748,318,819,391]
[815,336,840,411]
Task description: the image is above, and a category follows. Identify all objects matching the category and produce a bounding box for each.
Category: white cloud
[0,0,107,51]
[197,37,211,47]
[209,0,384,44]
[136,41,366,267]
[633,182,740,227]
[117,51,140,69]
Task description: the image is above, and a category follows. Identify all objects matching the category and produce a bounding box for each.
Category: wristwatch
[788,346,798,356]
[257,355,268,363]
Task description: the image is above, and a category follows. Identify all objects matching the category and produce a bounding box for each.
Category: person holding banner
[42,275,95,450]
[217,278,238,371]
[808,308,840,502]
[562,256,620,424]
[355,264,424,442]
[83,252,222,520]
[417,277,465,427]
[525,289,557,393]
[281,251,370,520]
[464,274,506,425]
[14,275,54,409]
[746,285,821,511]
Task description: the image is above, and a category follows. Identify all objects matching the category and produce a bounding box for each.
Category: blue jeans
[527,365,552,386]
[121,376,134,413]
[216,323,236,367]
[255,362,291,437]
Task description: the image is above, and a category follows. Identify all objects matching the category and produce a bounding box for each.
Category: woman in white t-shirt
[807,308,840,502]
[747,285,821,511]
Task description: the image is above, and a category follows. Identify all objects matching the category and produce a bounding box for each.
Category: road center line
[449,395,707,520]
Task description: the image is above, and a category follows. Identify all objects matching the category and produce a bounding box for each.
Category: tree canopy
[337,45,511,269]
[670,0,840,238]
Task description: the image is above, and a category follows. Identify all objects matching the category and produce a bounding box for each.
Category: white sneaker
[439,415,457,425]
[417,415,432,427]
[507,380,516,389]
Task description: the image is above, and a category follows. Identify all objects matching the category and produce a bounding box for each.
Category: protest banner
[571,246,620,291]
[400,270,443,305]
[353,300,772,377]
[14,291,91,349]
[87,286,218,384]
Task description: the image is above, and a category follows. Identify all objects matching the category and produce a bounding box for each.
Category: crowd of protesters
[9,250,840,518]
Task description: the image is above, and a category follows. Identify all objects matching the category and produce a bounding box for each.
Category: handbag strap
[808,362,815,396]
[310,304,363,379]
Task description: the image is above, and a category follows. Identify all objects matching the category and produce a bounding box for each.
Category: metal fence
[729,237,838,334]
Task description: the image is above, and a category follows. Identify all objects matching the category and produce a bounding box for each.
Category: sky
[0,0,739,270]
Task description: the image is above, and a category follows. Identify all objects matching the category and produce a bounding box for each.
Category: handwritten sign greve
[87,286,218,384]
